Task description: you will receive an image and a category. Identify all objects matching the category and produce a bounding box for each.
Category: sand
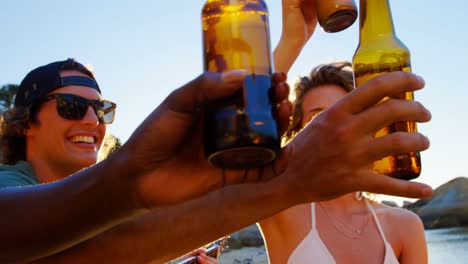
[219,246,268,264]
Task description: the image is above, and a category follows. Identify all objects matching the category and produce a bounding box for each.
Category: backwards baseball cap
[14,59,101,108]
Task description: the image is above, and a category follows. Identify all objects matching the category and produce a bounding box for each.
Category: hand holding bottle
[352,0,421,180]
[280,71,432,204]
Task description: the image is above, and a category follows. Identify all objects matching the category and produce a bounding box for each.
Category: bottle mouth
[322,10,358,33]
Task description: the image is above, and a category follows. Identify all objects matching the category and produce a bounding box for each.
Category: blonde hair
[283,61,354,142]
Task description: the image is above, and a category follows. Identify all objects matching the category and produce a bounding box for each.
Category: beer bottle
[315,0,357,33]
[201,0,280,169]
[352,0,421,180]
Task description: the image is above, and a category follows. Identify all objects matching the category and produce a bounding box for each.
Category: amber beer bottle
[315,0,357,33]
[352,0,421,180]
[201,0,280,169]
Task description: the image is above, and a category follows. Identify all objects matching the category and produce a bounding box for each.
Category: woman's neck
[319,192,366,214]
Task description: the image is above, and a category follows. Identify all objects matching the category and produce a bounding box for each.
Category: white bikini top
[288,199,399,264]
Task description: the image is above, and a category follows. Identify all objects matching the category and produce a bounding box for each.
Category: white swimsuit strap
[311,202,316,230]
[365,199,389,242]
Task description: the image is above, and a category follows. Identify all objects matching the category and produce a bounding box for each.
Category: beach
[219,246,268,264]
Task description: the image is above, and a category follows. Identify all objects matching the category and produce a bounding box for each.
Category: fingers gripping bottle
[352,0,421,180]
[202,0,280,169]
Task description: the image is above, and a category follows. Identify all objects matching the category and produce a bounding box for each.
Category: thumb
[167,70,247,114]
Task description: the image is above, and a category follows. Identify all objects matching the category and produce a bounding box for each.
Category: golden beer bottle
[315,0,357,33]
[201,0,280,169]
[352,0,421,180]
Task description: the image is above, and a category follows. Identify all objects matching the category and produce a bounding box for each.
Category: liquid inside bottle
[353,0,421,180]
[354,52,421,180]
[202,0,280,169]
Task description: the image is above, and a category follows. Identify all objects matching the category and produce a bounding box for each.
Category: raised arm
[274,0,317,73]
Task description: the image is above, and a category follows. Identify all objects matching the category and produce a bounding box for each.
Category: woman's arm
[274,0,317,73]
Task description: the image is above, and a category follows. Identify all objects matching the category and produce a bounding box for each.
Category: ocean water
[426,227,468,264]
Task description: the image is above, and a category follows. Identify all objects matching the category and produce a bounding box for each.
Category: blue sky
[2,1,467,202]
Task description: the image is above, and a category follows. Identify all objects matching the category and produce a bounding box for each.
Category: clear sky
[2,1,467,203]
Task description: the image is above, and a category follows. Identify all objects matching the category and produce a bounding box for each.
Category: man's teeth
[71,136,95,144]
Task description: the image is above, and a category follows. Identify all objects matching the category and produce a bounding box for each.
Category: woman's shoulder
[371,201,419,219]
[367,199,428,260]
[369,200,424,234]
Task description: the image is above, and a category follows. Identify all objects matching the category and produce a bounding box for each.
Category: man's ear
[24,120,37,137]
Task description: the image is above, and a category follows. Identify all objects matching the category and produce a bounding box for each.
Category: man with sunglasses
[0,59,116,185]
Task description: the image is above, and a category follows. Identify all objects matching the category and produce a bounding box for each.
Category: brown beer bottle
[352,0,421,180]
[201,0,280,169]
[315,0,357,33]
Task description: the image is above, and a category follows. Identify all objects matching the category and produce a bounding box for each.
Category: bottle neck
[358,0,396,41]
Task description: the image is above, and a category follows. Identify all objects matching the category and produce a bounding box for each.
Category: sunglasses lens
[92,101,115,124]
[56,95,88,120]
[100,101,116,124]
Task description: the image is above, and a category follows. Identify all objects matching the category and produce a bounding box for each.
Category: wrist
[277,34,307,51]
[261,175,297,211]
[96,147,148,215]
[207,177,295,233]
[269,144,308,206]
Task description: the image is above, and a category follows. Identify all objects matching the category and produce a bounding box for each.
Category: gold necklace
[317,201,369,239]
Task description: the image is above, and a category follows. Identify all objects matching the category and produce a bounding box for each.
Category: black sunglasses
[43,93,117,124]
